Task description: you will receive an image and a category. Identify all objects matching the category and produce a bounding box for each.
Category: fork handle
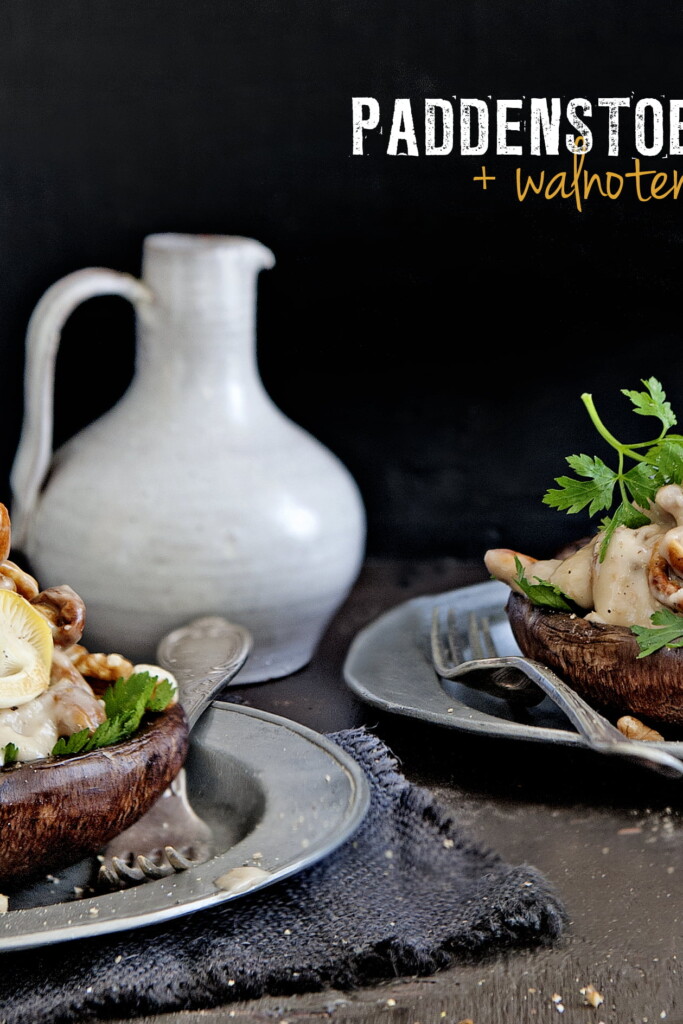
[510,657,683,778]
[510,657,623,744]
[156,616,252,728]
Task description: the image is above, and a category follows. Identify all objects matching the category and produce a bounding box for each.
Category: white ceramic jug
[10,233,366,681]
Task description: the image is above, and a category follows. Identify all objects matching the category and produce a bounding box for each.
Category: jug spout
[144,232,275,265]
[133,233,276,406]
[141,233,275,319]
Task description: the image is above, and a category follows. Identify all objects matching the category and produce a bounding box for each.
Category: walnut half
[616,715,665,742]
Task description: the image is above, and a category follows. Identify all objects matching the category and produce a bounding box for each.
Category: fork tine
[445,608,465,665]
[165,845,198,871]
[470,613,497,659]
[137,855,175,879]
[430,606,451,675]
[111,856,146,883]
[467,612,486,660]
[97,848,204,888]
[97,862,123,889]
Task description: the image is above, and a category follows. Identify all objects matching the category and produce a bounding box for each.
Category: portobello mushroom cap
[0,701,189,887]
[506,591,683,726]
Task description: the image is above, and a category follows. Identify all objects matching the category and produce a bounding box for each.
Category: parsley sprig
[2,742,19,766]
[543,377,683,560]
[51,670,175,757]
[512,556,576,612]
[631,609,683,658]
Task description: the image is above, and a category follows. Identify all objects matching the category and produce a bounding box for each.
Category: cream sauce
[588,523,665,626]
[0,676,107,764]
[486,483,683,627]
[0,661,176,766]
[525,539,597,609]
[213,865,270,894]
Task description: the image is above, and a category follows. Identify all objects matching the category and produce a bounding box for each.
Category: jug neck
[134,234,276,408]
[141,233,275,320]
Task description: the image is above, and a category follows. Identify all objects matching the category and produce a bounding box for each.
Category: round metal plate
[343,579,683,758]
[0,704,370,951]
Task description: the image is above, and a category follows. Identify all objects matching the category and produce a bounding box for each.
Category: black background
[2,1,683,562]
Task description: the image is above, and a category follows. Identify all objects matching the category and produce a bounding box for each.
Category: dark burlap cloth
[0,728,568,1023]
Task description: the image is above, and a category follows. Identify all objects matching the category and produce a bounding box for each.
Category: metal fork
[97,615,252,888]
[96,768,213,887]
[431,605,683,779]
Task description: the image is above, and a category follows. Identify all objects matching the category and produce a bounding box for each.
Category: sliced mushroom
[31,585,86,648]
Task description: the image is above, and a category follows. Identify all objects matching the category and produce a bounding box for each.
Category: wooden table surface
[116,558,682,1024]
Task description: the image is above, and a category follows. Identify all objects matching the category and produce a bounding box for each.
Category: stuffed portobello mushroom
[486,378,683,733]
[0,502,189,889]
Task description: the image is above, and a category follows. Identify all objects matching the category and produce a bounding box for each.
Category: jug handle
[10,268,153,550]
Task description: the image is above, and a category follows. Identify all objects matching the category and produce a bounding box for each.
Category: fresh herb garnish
[51,670,175,757]
[543,377,683,560]
[513,556,575,612]
[2,742,19,766]
[631,608,683,657]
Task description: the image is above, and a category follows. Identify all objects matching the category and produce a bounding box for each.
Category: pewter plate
[0,704,370,951]
[343,579,683,757]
